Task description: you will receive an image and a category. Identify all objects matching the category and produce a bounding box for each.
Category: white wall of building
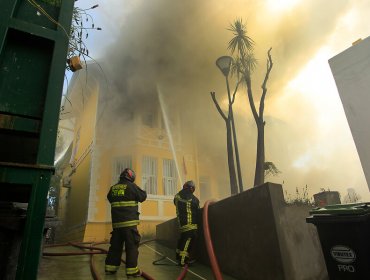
[329,36,370,192]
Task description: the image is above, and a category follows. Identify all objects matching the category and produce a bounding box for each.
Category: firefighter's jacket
[174,189,200,233]
[107,178,147,229]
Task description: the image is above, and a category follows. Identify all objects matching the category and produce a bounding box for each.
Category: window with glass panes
[163,159,178,196]
[142,156,157,195]
[112,156,132,183]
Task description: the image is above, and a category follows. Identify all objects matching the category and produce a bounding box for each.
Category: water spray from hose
[157,85,183,185]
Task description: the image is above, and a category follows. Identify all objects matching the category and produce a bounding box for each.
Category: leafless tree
[343,188,361,203]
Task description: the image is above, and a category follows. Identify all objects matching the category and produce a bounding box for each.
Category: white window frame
[162,159,178,196]
[142,156,157,195]
[112,156,132,183]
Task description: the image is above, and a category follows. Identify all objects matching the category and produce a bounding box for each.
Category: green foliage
[227,19,254,55]
[264,161,281,178]
[284,185,315,206]
[228,20,257,78]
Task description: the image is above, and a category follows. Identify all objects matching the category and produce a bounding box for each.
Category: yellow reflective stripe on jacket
[175,194,192,203]
[112,220,139,228]
[180,224,198,232]
[111,201,138,207]
[186,201,191,224]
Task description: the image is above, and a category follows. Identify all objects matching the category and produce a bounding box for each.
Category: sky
[71,0,370,201]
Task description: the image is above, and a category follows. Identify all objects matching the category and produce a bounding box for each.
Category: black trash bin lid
[309,202,370,216]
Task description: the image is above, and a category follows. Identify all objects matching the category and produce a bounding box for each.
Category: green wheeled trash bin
[306,203,370,280]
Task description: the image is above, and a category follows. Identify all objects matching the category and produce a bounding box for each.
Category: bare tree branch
[210,91,228,121]
[245,75,259,121]
[231,79,242,105]
[259,48,273,120]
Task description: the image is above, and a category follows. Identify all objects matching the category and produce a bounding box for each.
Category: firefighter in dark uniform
[105,168,147,278]
[174,180,200,266]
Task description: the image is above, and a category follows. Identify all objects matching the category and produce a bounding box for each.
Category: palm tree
[228,19,273,187]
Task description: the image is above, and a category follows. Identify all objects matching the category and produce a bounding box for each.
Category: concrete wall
[156,218,180,249]
[277,204,328,280]
[156,182,328,280]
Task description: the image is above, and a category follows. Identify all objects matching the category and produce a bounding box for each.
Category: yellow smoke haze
[79,0,370,201]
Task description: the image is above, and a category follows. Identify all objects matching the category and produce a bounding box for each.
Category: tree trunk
[230,109,243,193]
[226,77,243,193]
[254,121,265,186]
[226,119,238,194]
[210,91,238,196]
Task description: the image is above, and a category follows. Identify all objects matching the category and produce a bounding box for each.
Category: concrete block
[156,182,328,279]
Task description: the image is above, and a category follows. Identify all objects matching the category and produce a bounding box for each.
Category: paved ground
[38,240,236,280]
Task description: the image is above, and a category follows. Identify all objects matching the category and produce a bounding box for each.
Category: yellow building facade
[56,65,211,242]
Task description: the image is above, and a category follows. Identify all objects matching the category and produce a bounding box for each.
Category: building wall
[65,156,91,230]
[87,140,196,240]
[57,79,99,241]
[329,36,370,191]
[83,88,201,240]
[84,222,111,242]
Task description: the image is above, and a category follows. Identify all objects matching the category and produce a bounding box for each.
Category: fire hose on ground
[151,251,189,279]
[43,241,154,280]
[43,199,221,279]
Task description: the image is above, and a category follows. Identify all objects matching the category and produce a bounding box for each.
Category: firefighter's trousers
[176,229,197,265]
[105,226,141,276]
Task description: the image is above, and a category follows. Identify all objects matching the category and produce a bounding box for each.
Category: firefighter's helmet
[183,180,195,192]
[120,168,136,182]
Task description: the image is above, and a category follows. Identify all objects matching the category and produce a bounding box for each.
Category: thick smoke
[84,0,370,200]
